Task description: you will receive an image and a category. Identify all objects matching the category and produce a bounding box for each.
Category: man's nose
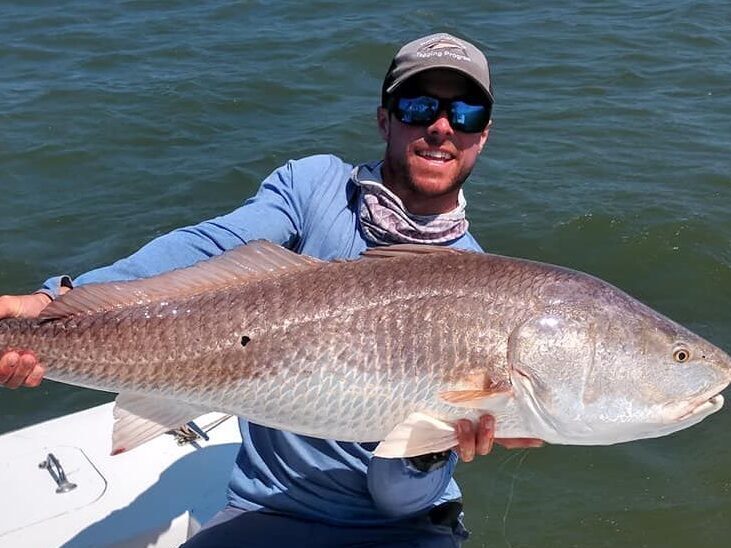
[427,111,454,137]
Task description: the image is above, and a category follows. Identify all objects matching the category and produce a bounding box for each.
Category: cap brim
[385,64,494,104]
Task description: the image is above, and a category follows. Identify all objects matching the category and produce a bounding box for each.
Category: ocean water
[1,1,730,546]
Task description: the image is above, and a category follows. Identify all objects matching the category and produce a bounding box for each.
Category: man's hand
[455,415,544,462]
[0,293,53,389]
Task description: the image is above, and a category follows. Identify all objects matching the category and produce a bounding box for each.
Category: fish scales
[0,252,528,438]
[2,244,730,448]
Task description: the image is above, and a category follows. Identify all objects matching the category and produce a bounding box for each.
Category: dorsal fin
[39,241,321,321]
[361,244,462,260]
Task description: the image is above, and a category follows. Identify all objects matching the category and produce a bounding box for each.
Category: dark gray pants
[181,504,468,548]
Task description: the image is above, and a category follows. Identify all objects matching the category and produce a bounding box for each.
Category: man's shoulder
[287,154,354,178]
[280,155,366,214]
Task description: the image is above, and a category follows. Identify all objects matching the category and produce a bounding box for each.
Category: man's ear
[478,120,492,153]
[377,106,390,141]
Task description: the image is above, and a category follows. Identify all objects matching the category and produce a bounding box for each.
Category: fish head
[507,277,731,445]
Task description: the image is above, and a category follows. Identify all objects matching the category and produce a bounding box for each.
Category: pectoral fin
[439,387,512,409]
[373,412,457,458]
[111,393,208,455]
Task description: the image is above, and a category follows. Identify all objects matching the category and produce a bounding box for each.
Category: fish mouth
[676,393,725,422]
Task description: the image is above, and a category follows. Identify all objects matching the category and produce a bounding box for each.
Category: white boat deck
[0,403,241,547]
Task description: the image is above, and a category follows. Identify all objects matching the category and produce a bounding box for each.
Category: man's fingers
[495,438,545,449]
[453,417,544,462]
[8,352,37,389]
[0,352,20,384]
[456,415,498,461]
[0,294,50,389]
[4,352,28,389]
[24,360,46,387]
[475,414,495,456]
[455,419,475,462]
[1,351,40,389]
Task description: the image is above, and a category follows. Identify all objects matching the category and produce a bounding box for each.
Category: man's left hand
[455,415,544,462]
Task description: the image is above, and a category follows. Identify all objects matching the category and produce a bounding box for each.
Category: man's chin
[405,169,463,198]
[382,158,465,210]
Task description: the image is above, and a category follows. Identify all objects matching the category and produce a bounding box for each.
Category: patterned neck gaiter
[352,162,469,246]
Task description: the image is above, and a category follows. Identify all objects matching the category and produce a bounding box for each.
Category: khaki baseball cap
[381,33,494,106]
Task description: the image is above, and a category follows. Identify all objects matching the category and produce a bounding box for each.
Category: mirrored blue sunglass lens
[450,101,489,132]
[397,97,439,124]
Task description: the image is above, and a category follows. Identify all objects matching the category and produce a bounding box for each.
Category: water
[1,1,730,545]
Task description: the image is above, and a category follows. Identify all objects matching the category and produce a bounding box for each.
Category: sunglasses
[391,95,492,134]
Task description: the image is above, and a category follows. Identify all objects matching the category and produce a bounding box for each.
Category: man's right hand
[0,293,52,389]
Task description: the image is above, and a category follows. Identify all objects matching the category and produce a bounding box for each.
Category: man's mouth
[415,149,455,163]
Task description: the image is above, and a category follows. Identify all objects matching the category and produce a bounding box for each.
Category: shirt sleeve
[366,452,458,517]
[39,160,306,296]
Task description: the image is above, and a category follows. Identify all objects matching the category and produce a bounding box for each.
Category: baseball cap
[381,33,494,106]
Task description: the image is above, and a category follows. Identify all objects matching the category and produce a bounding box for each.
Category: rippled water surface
[1,1,730,546]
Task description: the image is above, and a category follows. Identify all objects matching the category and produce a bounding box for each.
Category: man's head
[377,33,493,215]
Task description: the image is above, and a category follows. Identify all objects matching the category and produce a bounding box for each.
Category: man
[0,33,542,546]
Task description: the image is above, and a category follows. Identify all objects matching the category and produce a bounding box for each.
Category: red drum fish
[1,242,729,456]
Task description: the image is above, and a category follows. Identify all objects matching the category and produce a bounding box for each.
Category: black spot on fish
[241,335,251,347]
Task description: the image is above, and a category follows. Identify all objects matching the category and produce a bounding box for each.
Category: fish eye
[673,346,691,363]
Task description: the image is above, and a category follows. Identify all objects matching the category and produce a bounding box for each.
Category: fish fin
[110,393,207,455]
[373,412,457,458]
[361,244,462,260]
[439,388,513,409]
[39,241,322,320]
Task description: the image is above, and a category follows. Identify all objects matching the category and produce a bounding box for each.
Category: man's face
[377,69,490,215]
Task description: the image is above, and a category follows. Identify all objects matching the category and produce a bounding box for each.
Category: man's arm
[41,159,308,297]
[1,159,310,387]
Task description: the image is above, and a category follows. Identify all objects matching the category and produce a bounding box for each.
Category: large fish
[1,242,729,456]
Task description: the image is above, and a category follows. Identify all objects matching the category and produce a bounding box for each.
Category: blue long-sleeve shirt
[42,154,484,525]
